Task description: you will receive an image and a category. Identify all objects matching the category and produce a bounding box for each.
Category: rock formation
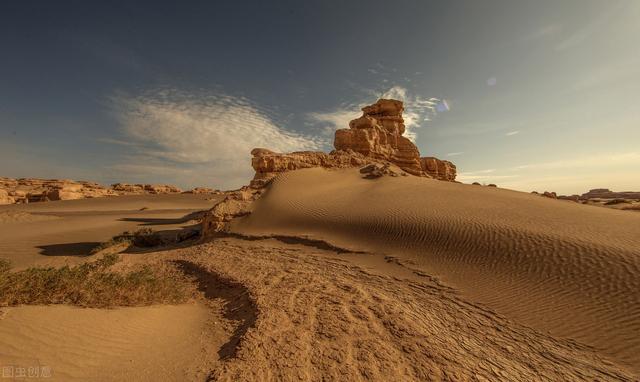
[201,187,263,234]
[420,157,457,182]
[250,148,372,188]
[580,189,640,200]
[183,187,222,194]
[250,98,457,187]
[110,183,182,195]
[0,177,186,204]
[334,99,425,176]
[206,98,458,235]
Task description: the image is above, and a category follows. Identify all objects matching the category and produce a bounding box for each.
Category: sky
[1,0,639,194]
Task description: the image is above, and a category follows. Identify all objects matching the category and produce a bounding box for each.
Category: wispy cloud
[505,130,519,136]
[308,107,361,136]
[447,152,464,157]
[307,86,449,143]
[107,88,323,189]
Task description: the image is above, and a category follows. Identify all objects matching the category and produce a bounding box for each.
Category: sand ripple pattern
[233,168,640,373]
[178,238,636,381]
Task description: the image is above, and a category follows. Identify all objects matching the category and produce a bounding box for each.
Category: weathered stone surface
[251,98,457,185]
[334,99,425,176]
[580,189,640,200]
[0,177,117,204]
[420,157,457,182]
[250,148,373,188]
[110,183,182,195]
[184,187,221,194]
[0,189,14,205]
[201,187,264,235]
[0,177,187,204]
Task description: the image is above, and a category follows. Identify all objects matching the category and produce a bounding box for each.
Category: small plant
[0,258,10,274]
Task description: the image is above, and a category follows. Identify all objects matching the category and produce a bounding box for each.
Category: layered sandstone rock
[420,157,457,182]
[0,177,117,204]
[334,99,425,176]
[0,177,186,204]
[110,183,182,195]
[250,148,373,188]
[184,187,221,195]
[250,98,456,186]
[580,189,640,200]
[0,189,14,205]
[201,187,264,234]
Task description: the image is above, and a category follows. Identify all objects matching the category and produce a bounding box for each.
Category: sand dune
[2,173,639,380]
[0,304,221,381]
[231,167,640,373]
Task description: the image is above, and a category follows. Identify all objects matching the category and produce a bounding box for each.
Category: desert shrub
[0,254,191,308]
[623,204,640,211]
[0,259,10,274]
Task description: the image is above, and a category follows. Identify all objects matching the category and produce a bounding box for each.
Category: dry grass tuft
[622,204,640,211]
[0,254,192,308]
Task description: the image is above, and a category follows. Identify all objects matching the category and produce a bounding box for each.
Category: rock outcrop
[110,183,182,195]
[250,98,457,187]
[0,177,117,204]
[580,189,640,200]
[0,177,187,204]
[334,99,425,176]
[0,189,14,205]
[183,187,222,195]
[250,148,373,187]
[420,157,457,182]
[201,187,264,234]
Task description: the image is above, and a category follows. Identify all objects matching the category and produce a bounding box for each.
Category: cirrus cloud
[106,88,323,189]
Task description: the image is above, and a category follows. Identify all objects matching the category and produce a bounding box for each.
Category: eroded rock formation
[580,189,640,200]
[0,177,186,204]
[206,98,458,235]
[250,148,373,188]
[250,98,457,187]
[110,183,182,195]
[420,157,457,182]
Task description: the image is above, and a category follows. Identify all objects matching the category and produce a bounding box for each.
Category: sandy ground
[1,171,639,380]
[0,304,222,381]
[232,167,640,375]
[0,194,220,269]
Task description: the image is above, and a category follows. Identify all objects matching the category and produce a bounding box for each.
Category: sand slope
[0,304,221,381]
[232,167,640,373]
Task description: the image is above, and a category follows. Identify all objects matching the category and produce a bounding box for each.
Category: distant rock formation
[0,177,187,205]
[580,189,640,200]
[183,187,222,195]
[250,98,457,187]
[110,183,182,195]
[0,177,117,204]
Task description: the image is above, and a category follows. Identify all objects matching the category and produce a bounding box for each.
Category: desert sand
[232,168,640,373]
[1,168,639,380]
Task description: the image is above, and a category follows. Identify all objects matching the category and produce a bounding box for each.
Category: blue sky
[1,0,639,193]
